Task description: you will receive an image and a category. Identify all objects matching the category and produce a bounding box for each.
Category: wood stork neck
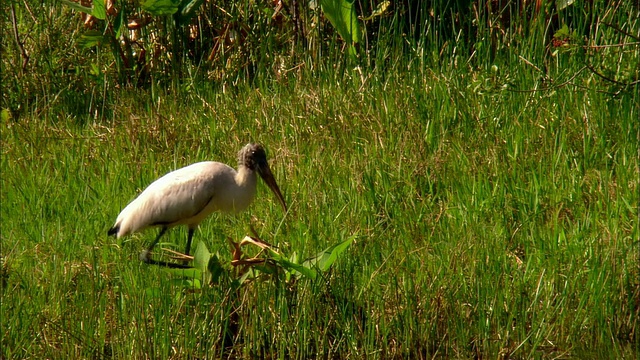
[234,165,258,188]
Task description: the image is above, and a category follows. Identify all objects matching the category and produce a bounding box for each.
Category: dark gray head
[238,143,267,170]
[238,143,287,212]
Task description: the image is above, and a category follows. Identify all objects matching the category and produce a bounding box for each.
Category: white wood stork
[108,143,287,268]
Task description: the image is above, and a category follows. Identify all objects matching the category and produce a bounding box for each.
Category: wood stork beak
[256,159,288,212]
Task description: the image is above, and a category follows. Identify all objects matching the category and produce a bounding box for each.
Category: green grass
[2,0,639,358]
[2,64,638,358]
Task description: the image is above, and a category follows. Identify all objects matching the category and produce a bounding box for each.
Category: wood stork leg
[139,227,168,263]
[184,228,195,256]
[139,227,192,269]
[149,227,168,253]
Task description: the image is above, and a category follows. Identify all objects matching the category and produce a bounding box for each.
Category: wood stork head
[239,143,288,212]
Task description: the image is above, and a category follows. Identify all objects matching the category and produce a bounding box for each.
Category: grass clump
[2,69,637,357]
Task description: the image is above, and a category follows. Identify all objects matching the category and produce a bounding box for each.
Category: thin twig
[584,62,629,86]
[601,22,640,41]
[10,2,29,72]
[518,55,543,74]
[583,42,640,49]
[507,66,587,93]
[161,248,194,261]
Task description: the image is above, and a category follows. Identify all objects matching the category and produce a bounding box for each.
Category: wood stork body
[108,143,287,268]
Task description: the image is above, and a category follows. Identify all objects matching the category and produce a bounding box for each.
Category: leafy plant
[61,0,132,84]
[319,0,362,60]
[60,0,206,85]
[159,235,356,290]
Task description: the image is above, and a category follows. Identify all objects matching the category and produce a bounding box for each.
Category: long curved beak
[257,162,288,212]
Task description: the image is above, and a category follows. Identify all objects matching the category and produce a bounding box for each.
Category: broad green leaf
[161,266,202,279]
[142,0,180,15]
[303,236,355,272]
[554,24,570,39]
[347,45,358,61]
[169,277,201,289]
[192,240,210,273]
[189,279,202,288]
[78,30,105,49]
[1,109,11,122]
[207,253,225,284]
[60,0,92,14]
[145,287,162,297]
[114,7,126,39]
[175,0,205,25]
[92,0,107,20]
[252,261,280,276]
[360,0,390,21]
[193,240,212,284]
[319,0,362,44]
[276,258,318,280]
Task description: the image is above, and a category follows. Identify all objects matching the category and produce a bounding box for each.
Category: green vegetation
[2,0,638,358]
